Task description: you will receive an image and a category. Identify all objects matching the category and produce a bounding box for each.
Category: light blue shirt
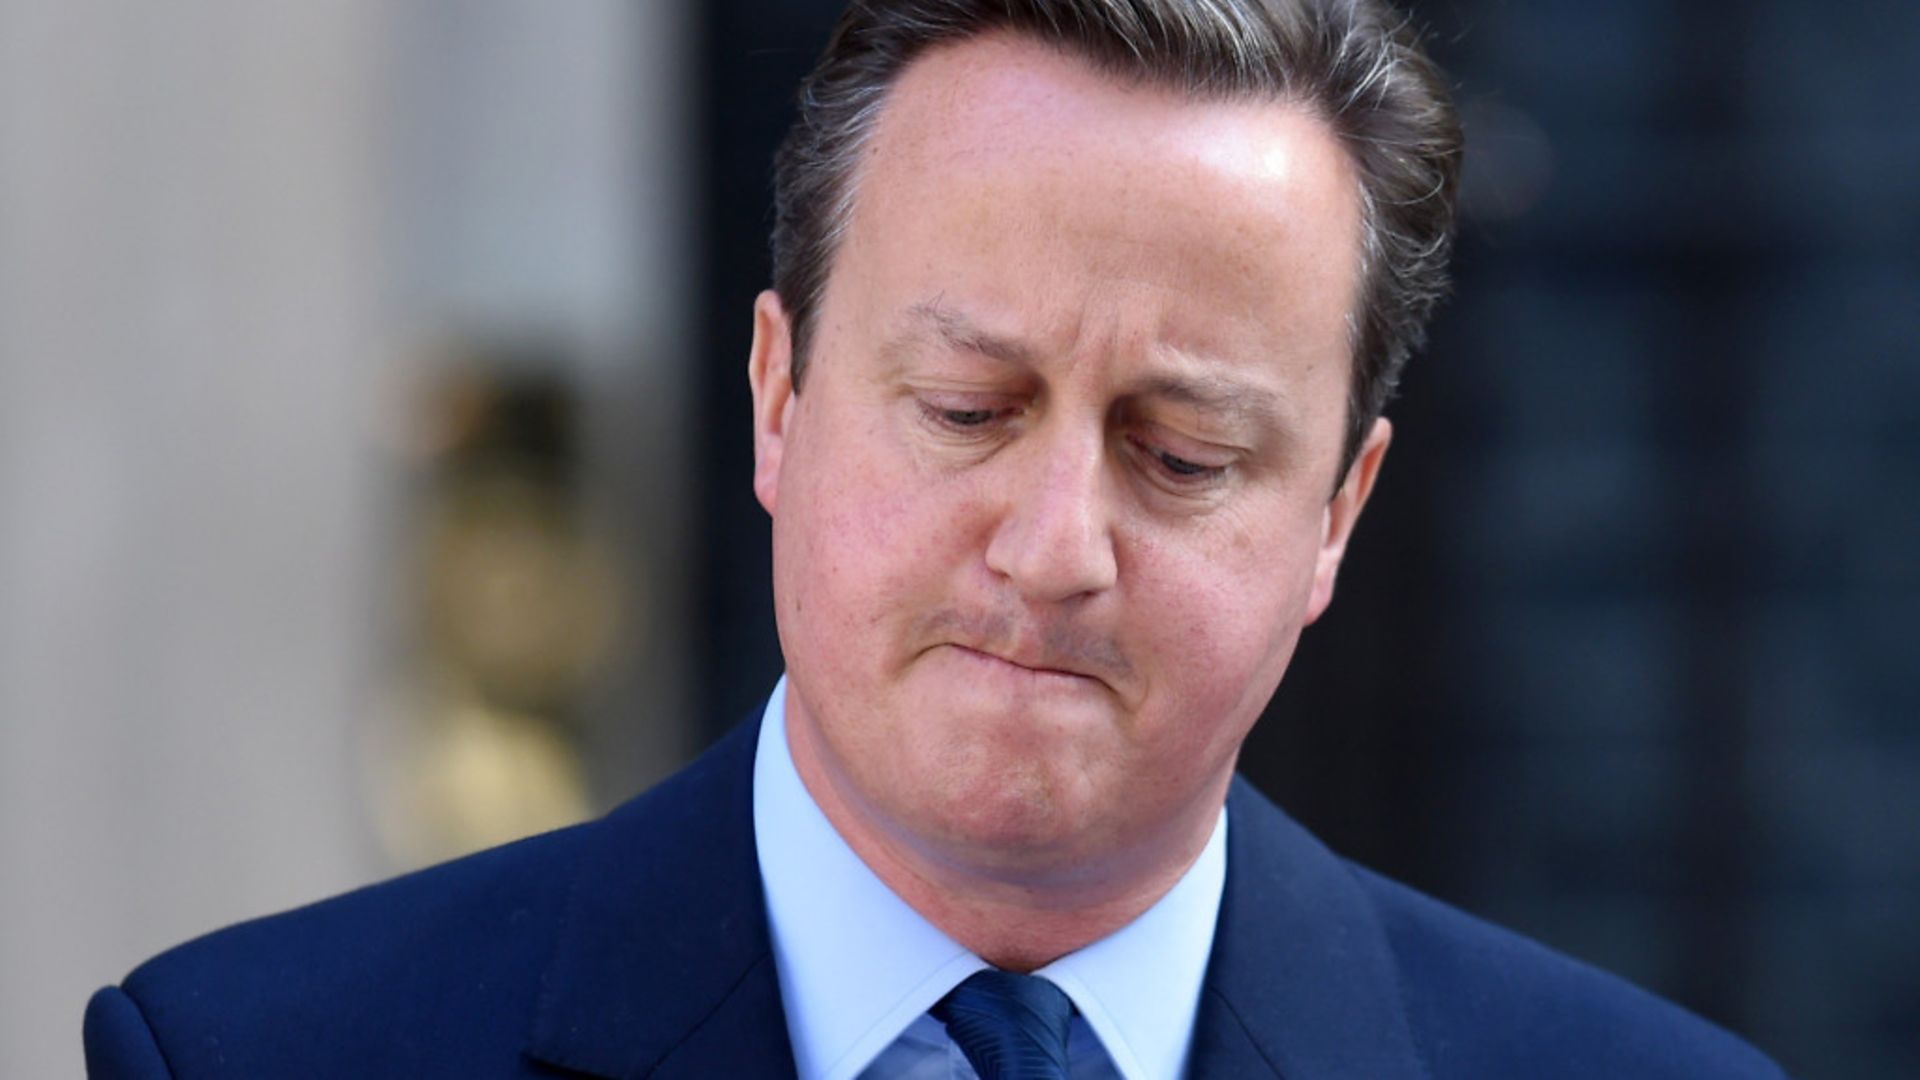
[753,676,1228,1080]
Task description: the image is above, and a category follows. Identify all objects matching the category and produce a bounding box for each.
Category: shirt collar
[753,675,1226,1080]
[1035,804,1226,1080]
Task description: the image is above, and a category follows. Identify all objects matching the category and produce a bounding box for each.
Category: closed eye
[1155,449,1219,477]
[916,397,1019,433]
[1127,434,1230,488]
[936,407,998,427]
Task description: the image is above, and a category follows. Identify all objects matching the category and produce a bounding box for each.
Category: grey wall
[0,1,694,1075]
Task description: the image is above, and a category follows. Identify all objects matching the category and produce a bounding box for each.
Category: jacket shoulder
[1350,864,1788,1079]
[105,820,594,1078]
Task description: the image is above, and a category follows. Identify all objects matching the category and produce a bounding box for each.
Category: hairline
[788,30,1377,492]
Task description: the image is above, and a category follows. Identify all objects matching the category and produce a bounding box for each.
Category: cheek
[777,414,987,666]
[1125,503,1324,741]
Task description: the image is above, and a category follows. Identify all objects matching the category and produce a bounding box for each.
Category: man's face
[750,35,1389,887]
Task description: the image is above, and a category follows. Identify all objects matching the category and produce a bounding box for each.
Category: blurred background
[1,0,1913,1075]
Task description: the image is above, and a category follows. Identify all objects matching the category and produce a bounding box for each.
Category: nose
[983,427,1119,602]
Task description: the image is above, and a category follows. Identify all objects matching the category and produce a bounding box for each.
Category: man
[85,1,1787,1077]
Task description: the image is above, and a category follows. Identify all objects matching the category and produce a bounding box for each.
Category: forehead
[831,33,1364,384]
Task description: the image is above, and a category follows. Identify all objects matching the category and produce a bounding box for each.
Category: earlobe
[748,290,797,516]
[1304,417,1392,625]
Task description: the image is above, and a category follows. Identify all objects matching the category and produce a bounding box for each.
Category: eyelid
[915,394,1020,432]
[1125,432,1233,488]
[1132,420,1237,466]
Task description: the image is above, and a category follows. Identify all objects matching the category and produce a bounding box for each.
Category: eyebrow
[892,300,1041,368]
[892,299,1290,436]
[1130,371,1285,435]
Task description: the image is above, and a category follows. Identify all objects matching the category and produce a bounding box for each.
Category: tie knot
[932,970,1075,1080]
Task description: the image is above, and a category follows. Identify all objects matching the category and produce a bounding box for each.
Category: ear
[748,290,797,516]
[1304,416,1391,625]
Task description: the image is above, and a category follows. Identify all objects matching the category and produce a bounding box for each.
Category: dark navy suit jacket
[86,718,1787,1078]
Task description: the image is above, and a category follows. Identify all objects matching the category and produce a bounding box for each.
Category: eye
[1155,449,1220,478]
[917,398,1013,433]
[1127,434,1230,487]
[937,407,998,427]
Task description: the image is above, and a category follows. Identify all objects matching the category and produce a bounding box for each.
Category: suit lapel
[1187,779,1427,1080]
[519,724,1426,1079]
[524,719,798,1079]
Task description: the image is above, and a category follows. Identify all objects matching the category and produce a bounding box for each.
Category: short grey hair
[771,0,1463,482]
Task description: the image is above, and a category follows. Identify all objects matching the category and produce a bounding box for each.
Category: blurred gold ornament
[419,468,622,710]
[368,691,592,867]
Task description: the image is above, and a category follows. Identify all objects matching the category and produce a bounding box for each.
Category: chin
[895,753,1104,868]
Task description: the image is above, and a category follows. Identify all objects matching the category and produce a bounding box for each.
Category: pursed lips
[914,608,1131,693]
[946,642,1108,688]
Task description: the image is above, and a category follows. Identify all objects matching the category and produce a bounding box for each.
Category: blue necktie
[932,969,1075,1080]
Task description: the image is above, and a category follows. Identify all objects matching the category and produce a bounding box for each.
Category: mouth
[946,643,1107,690]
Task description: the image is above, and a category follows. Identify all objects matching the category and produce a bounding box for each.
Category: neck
[843,823,1204,972]
[784,706,1225,972]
